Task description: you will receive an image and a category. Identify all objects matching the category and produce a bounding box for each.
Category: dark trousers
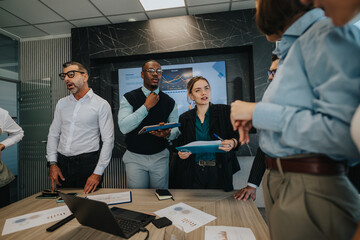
[57,151,102,189]
[0,184,10,208]
[193,165,220,189]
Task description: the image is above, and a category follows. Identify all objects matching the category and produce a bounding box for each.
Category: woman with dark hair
[230,0,360,239]
[172,76,240,191]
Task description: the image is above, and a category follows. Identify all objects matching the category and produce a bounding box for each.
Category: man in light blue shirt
[301,0,360,238]
[118,60,179,189]
[231,5,360,240]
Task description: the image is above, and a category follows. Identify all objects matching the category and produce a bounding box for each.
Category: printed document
[205,226,256,240]
[2,206,71,236]
[154,202,216,233]
[86,191,132,205]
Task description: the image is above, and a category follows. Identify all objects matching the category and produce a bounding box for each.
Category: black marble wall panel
[71,9,275,156]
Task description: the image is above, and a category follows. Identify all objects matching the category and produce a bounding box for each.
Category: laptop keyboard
[117,219,142,234]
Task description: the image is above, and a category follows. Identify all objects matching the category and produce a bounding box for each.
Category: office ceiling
[0,0,255,39]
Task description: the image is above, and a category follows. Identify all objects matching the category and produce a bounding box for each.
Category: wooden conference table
[0,189,269,240]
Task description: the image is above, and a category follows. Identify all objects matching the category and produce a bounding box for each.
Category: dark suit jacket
[172,104,240,192]
[248,148,266,187]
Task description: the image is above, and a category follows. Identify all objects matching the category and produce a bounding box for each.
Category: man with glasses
[234,54,279,201]
[118,59,179,189]
[46,61,114,194]
[267,54,279,83]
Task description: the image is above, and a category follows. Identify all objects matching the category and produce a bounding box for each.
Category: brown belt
[265,155,346,175]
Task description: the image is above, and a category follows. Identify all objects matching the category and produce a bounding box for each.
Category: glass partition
[0,34,19,81]
[0,80,19,175]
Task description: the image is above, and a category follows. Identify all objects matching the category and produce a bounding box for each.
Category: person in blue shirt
[172,76,240,191]
[301,0,360,27]
[234,54,279,201]
[230,0,360,239]
[302,1,360,239]
[301,0,360,196]
[118,60,179,189]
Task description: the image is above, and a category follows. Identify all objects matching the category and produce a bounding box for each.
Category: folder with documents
[176,140,225,154]
[138,122,180,134]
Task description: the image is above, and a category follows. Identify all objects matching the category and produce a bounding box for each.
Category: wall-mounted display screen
[91,46,255,156]
[118,61,227,115]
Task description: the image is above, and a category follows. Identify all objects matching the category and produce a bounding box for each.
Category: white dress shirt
[0,108,24,148]
[351,105,360,153]
[46,89,114,175]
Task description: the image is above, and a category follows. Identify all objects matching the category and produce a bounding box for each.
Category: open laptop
[59,193,155,239]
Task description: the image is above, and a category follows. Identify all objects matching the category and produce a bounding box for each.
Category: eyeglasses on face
[59,70,85,80]
[143,68,163,74]
[267,69,277,77]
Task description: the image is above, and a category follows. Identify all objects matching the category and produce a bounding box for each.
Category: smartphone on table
[36,189,60,199]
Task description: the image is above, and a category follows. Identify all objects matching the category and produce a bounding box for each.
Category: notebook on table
[155,189,174,201]
[60,193,155,239]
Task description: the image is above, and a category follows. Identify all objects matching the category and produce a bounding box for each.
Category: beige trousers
[263,162,360,240]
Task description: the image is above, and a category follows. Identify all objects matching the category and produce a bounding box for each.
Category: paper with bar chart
[205,226,256,240]
[154,202,216,233]
[2,206,71,236]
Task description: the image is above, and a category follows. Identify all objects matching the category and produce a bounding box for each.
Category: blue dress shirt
[253,9,360,165]
[118,86,179,140]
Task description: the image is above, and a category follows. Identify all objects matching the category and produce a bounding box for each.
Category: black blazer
[247,148,266,187]
[172,104,240,191]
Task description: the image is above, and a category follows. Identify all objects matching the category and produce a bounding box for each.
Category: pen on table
[213,133,224,141]
[46,214,75,232]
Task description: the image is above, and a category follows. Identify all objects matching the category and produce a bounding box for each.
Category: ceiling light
[139,0,185,11]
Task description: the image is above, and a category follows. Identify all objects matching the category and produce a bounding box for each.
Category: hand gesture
[237,120,253,145]
[49,164,65,191]
[149,128,171,138]
[178,151,192,159]
[230,100,256,125]
[144,92,159,111]
[234,185,256,201]
[218,139,235,152]
[84,173,101,194]
[230,101,256,145]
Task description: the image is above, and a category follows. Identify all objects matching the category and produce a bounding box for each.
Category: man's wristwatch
[47,161,57,168]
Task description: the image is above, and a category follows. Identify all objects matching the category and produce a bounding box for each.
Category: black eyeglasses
[143,68,163,74]
[267,69,277,77]
[59,70,85,80]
